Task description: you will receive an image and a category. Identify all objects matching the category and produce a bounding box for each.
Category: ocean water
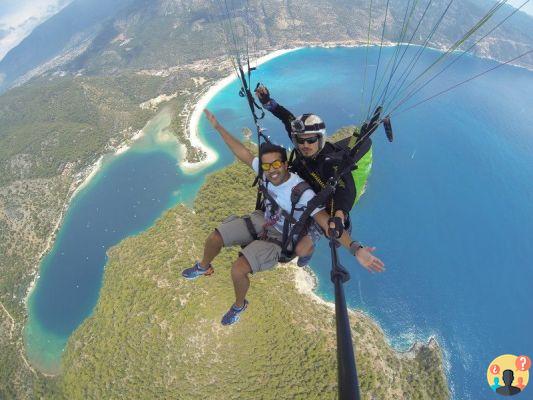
[26,46,533,400]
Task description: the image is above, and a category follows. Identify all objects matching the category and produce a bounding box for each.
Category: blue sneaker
[181,261,214,280]
[221,300,249,326]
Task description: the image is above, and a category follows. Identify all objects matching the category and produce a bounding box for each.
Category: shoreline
[292,262,444,358]
[23,124,150,309]
[20,109,175,377]
[180,41,531,173]
[17,42,520,382]
[181,47,303,173]
[292,261,452,395]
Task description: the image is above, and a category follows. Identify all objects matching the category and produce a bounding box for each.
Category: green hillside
[52,161,449,400]
[0,73,166,320]
[0,73,165,186]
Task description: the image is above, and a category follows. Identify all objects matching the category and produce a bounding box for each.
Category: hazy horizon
[0,0,72,62]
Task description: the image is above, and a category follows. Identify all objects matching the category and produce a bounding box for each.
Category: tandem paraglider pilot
[181,110,385,326]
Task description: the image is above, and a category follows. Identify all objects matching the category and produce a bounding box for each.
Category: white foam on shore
[292,262,446,361]
[182,48,303,173]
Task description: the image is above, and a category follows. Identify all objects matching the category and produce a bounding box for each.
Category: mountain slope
[0,0,139,92]
[1,0,531,93]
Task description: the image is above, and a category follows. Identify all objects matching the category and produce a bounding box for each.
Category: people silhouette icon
[496,369,522,396]
[516,377,525,391]
[491,377,501,391]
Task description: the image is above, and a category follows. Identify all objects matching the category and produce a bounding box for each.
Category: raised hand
[254,85,271,105]
[355,246,385,273]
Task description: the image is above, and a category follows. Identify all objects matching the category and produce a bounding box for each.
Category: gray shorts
[216,210,283,273]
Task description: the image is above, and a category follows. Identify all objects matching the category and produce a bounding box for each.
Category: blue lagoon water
[25,109,234,372]
[28,47,533,399]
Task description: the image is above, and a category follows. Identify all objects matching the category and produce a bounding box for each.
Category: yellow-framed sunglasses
[261,160,285,171]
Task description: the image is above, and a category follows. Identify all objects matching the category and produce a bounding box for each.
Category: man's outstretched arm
[204,109,254,167]
[313,209,385,273]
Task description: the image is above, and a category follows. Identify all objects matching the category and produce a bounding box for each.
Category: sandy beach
[181,48,303,173]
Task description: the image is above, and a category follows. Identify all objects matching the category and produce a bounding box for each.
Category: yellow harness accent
[309,171,335,216]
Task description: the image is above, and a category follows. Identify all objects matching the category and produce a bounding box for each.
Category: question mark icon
[491,364,500,375]
[515,355,531,371]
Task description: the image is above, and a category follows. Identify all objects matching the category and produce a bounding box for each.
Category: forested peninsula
[48,160,449,400]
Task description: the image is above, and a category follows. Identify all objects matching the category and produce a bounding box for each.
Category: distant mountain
[0,0,73,62]
[0,0,139,92]
[1,0,532,94]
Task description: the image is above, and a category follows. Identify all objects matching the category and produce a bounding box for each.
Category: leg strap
[263,237,296,263]
[242,215,258,240]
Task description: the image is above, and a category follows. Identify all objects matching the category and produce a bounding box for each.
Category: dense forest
[48,160,449,399]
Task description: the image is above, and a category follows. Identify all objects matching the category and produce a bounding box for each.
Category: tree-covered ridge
[0,73,165,186]
[55,161,449,400]
[1,0,531,91]
[77,0,532,75]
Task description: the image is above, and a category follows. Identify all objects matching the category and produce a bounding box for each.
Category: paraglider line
[392,49,533,115]
[386,0,529,116]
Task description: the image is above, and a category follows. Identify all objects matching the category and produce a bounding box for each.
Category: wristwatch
[349,241,363,256]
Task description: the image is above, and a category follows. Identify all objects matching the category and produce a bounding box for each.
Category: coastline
[180,41,531,174]
[23,125,150,309]
[18,42,513,383]
[20,108,178,377]
[179,41,440,174]
[292,261,451,395]
[21,43,367,312]
[181,47,303,173]
[292,262,444,359]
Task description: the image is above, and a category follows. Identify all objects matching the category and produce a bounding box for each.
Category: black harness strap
[258,186,296,226]
[242,215,258,240]
[281,181,312,255]
[288,184,334,245]
[290,182,311,204]
[257,180,320,262]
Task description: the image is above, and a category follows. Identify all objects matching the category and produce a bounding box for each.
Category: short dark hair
[259,142,287,162]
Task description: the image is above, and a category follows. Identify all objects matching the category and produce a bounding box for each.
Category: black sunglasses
[295,136,319,145]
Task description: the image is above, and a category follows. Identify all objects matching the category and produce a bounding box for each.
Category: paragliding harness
[229,54,317,262]
[252,108,393,263]
[286,134,371,215]
[249,180,314,262]
[233,55,394,263]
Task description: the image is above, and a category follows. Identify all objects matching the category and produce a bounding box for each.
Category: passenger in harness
[255,86,372,267]
[181,110,385,326]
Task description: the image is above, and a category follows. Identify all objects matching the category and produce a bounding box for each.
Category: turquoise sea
[26,47,533,399]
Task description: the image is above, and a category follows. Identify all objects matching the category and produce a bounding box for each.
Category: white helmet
[290,114,327,151]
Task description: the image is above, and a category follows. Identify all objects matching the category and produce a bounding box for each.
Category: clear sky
[0,0,72,61]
